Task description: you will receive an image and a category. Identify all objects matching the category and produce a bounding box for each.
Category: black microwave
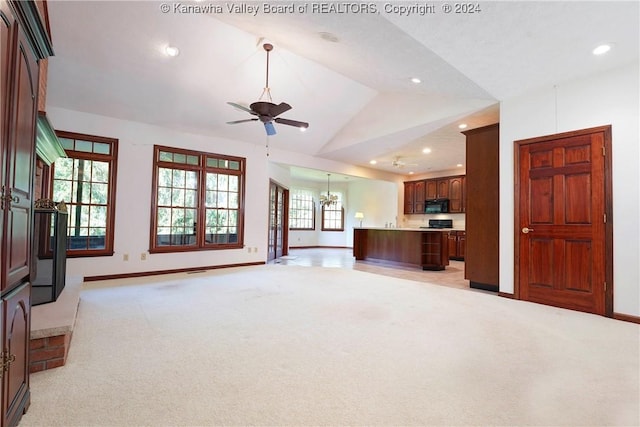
[425,198,449,214]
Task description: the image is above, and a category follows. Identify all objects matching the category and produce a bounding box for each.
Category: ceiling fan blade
[227,102,256,115]
[226,118,259,124]
[264,121,276,136]
[274,117,309,129]
[268,102,292,117]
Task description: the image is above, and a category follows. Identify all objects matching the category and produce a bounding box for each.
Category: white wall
[499,62,640,316]
[288,178,399,248]
[47,107,401,278]
[47,107,273,278]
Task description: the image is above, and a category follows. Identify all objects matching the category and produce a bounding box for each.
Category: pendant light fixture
[320,173,339,207]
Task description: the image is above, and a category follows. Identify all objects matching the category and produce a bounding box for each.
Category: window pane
[158,168,173,187]
[159,151,173,162]
[91,183,108,204]
[53,158,73,179]
[158,188,171,206]
[92,161,109,183]
[187,155,199,165]
[172,169,185,187]
[59,137,74,150]
[75,140,93,153]
[94,142,110,155]
[53,180,72,203]
[185,171,198,189]
[172,189,185,206]
[174,153,186,164]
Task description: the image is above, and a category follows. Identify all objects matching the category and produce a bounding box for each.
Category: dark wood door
[267,181,288,262]
[516,126,612,316]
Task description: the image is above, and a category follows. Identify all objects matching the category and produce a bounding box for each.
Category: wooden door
[516,126,612,316]
[267,181,288,262]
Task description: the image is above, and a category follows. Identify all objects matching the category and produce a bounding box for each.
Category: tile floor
[273,247,493,294]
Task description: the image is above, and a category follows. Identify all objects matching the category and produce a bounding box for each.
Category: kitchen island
[353,227,450,270]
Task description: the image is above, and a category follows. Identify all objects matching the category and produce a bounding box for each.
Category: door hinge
[604,213,607,223]
[0,350,16,375]
[604,282,607,292]
[602,146,606,156]
[0,186,18,210]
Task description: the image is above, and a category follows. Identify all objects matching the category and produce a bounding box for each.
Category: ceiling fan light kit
[226,43,309,136]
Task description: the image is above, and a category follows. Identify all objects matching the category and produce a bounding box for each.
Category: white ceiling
[45,1,638,181]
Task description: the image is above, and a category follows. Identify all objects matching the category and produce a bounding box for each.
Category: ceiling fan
[226,43,309,136]
[392,156,418,168]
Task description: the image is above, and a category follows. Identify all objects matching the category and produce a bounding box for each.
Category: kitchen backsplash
[402,213,466,230]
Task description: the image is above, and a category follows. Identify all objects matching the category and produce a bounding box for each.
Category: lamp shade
[354,212,364,220]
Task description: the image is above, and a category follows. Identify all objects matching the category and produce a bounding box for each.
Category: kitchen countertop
[354,227,465,231]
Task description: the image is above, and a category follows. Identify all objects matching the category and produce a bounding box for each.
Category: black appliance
[426,219,453,229]
[425,198,450,214]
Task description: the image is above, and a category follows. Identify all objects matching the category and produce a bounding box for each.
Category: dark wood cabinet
[403,181,415,214]
[0,1,52,425]
[448,176,464,213]
[447,230,465,260]
[404,175,466,214]
[354,229,449,271]
[463,123,499,291]
[414,180,426,213]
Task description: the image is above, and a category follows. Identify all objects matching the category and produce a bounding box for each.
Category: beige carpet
[22,264,639,426]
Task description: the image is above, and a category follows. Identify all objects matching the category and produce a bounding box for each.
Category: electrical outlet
[123,253,129,261]
[247,247,251,253]
[254,247,258,253]
[141,252,147,260]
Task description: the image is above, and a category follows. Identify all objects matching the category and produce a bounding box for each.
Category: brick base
[29,332,73,373]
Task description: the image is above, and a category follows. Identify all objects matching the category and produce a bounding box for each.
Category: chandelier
[320,173,339,207]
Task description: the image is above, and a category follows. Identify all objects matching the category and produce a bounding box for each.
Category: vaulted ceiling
[45,1,638,179]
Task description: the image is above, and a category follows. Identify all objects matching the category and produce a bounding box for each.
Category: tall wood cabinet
[463,123,499,291]
[1,1,52,425]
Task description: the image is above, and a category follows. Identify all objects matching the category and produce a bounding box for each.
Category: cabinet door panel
[404,182,415,214]
[425,180,437,199]
[414,180,425,213]
[449,177,463,213]
[3,282,31,427]
[3,27,37,293]
[436,179,449,198]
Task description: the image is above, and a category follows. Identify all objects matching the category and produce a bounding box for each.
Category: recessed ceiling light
[408,171,415,175]
[299,126,307,132]
[165,45,180,57]
[592,44,612,55]
[422,148,432,154]
[411,77,421,84]
[458,123,467,129]
[369,160,377,165]
[457,163,463,167]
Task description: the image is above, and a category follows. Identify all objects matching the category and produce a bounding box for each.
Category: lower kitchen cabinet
[448,230,466,261]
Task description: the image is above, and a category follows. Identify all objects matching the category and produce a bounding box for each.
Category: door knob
[522,227,534,234]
